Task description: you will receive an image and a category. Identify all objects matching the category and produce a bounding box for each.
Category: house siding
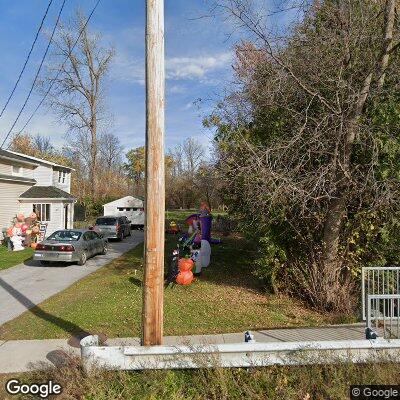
[0,151,75,241]
[52,169,71,192]
[0,161,11,175]
[22,165,35,179]
[19,200,74,238]
[0,181,33,238]
[33,165,53,185]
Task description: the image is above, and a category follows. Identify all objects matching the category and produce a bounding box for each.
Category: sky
[0,0,295,154]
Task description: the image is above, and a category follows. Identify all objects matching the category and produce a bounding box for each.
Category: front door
[64,204,69,229]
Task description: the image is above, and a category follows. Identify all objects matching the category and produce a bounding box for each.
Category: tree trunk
[377,0,396,88]
[90,116,97,197]
[322,197,346,270]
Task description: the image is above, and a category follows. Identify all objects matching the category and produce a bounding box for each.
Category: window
[47,230,81,241]
[88,231,100,240]
[58,171,66,183]
[83,232,91,241]
[12,165,22,175]
[95,217,116,226]
[33,204,51,222]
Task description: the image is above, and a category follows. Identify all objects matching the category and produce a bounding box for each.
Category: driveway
[0,231,144,326]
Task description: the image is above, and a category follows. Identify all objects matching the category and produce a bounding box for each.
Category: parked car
[33,229,108,266]
[117,207,145,230]
[93,216,131,240]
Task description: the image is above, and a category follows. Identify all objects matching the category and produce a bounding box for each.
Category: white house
[0,149,76,239]
[103,196,145,227]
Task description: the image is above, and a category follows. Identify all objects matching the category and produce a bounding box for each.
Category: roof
[103,196,144,207]
[0,173,36,184]
[0,149,74,171]
[19,186,76,200]
[0,149,39,167]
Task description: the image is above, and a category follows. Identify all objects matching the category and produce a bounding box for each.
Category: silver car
[93,216,131,240]
[33,229,108,266]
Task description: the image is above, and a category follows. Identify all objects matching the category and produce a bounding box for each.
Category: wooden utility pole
[142,0,165,346]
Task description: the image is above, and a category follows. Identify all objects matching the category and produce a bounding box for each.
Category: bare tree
[40,11,114,196]
[209,0,400,311]
[99,132,123,171]
[33,134,54,155]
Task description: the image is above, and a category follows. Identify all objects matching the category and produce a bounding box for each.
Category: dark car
[93,216,131,240]
[33,229,108,266]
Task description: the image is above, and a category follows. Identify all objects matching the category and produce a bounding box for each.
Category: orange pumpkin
[178,258,194,272]
[31,243,38,249]
[176,270,194,286]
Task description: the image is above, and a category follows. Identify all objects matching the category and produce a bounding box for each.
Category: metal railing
[366,294,400,339]
[362,267,400,321]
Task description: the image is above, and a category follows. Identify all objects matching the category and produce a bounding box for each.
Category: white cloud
[166,52,232,80]
[112,51,232,85]
[113,53,145,85]
[168,84,186,94]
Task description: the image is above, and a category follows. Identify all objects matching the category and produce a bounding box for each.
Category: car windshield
[47,230,82,241]
[96,218,117,225]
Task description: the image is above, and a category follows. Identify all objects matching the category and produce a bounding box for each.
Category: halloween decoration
[6,212,40,251]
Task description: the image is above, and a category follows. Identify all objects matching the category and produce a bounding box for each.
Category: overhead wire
[0,0,68,148]
[0,0,54,119]
[4,0,102,150]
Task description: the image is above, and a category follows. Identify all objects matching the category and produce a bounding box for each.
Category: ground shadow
[23,259,71,268]
[0,277,90,339]
[128,276,142,287]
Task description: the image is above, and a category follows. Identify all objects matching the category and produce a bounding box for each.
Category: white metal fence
[362,267,400,320]
[366,294,400,339]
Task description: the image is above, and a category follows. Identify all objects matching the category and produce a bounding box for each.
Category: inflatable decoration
[178,258,194,272]
[21,224,29,234]
[5,212,41,251]
[6,226,13,237]
[176,270,194,286]
[166,221,180,234]
[167,202,222,283]
[16,213,25,222]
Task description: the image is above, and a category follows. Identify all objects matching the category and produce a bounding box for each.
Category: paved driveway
[0,231,144,326]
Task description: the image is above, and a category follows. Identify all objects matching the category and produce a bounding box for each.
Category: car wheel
[101,243,108,255]
[78,251,87,266]
[40,260,50,265]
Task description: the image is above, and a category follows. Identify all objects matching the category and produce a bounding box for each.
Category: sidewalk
[0,232,144,325]
[0,324,366,373]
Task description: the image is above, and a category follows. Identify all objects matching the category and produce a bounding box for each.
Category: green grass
[4,357,400,400]
[0,245,33,271]
[0,230,333,340]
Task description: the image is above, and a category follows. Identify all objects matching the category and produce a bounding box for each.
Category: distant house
[0,149,76,239]
[103,196,145,228]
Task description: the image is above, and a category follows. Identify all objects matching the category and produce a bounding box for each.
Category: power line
[0,0,54,119]
[4,0,102,150]
[0,0,67,149]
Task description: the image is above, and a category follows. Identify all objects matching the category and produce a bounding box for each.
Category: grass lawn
[0,229,336,340]
[3,358,399,400]
[0,245,33,271]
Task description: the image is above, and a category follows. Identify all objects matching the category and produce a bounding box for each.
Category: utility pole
[142,0,165,346]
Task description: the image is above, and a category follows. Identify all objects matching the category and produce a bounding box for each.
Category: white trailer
[103,196,145,229]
